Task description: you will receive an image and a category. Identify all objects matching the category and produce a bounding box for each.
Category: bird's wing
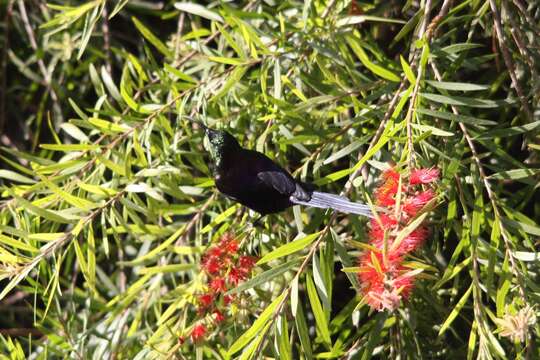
[257,171,296,195]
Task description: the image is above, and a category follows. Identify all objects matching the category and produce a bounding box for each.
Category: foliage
[0,0,539,359]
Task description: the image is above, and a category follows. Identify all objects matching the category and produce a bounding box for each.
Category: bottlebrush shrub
[188,233,257,343]
[358,168,439,311]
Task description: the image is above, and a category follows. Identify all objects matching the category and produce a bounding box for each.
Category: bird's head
[203,126,241,165]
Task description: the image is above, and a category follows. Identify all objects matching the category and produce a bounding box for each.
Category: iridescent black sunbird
[203,126,372,217]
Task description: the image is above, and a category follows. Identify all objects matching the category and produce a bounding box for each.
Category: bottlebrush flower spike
[198,293,213,308]
[227,267,245,285]
[210,277,227,293]
[191,324,207,342]
[213,310,225,323]
[402,190,435,216]
[375,169,401,207]
[410,168,440,185]
[358,251,413,312]
[190,233,257,342]
[223,294,234,305]
[201,257,220,275]
[238,255,256,270]
[358,167,439,312]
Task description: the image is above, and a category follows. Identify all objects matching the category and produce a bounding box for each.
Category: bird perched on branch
[203,125,372,217]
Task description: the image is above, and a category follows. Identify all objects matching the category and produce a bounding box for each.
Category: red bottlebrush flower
[238,255,256,270]
[213,310,225,323]
[357,251,413,312]
[198,293,213,308]
[368,214,398,248]
[375,191,396,207]
[410,168,440,185]
[398,227,428,254]
[357,167,438,312]
[208,246,223,258]
[202,257,220,275]
[225,239,239,254]
[402,190,435,216]
[191,324,206,342]
[178,336,185,345]
[228,267,245,285]
[375,171,400,207]
[223,294,234,305]
[372,213,398,231]
[382,168,400,182]
[210,277,227,293]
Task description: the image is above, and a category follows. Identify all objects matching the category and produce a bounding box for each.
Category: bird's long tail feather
[291,191,372,217]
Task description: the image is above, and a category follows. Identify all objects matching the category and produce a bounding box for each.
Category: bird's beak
[205,127,218,141]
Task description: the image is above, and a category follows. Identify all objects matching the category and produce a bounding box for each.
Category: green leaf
[322,139,365,165]
[440,43,483,54]
[0,234,39,253]
[488,168,539,180]
[138,264,195,275]
[391,213,428,252]
[337,15,406,27]
[502,218,540,236]
[207,56,246,65]
[0,170,35,184]
[228,292,286,356]
[211,65,249,101]
[400,55,416,84]
[132,17,173,57]
[425,80,489,91]
[475,120,540,139]
[8,189,78,224]
[438,284,473,336]
[512,251,540,262]
[257,231,321,265]
[416,108,497,126]
[174,2,224,23]
[421,93,511,108]
[201,205,238,233]
[226,258,299,295]
[78,182,118,196]
[39,176,96,211]
[411,123,454,137]
[295,304,313,359]
[40,143,100,151]
[346,36,400,82]
[60,123,89,142]
[277,315,292,360]
[306,274,332,346]
[88,117,132,133]
[361,312,388,360]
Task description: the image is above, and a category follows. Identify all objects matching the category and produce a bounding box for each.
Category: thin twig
[17,0,63,123]
[405,0,433,167]
[489,0,533,123]
[322,0,338,18]
[173,13,185,65]
[101,2,112,74]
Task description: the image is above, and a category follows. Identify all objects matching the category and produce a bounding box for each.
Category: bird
[202,125,372,218]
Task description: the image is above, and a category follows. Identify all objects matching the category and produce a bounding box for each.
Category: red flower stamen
[410,168,440,185]
[198,293,213,308]
[238,255,256,270]
[209,277,227,293]
[213,310,225,323]
[191,324,206,342]
[402,190,435,216]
